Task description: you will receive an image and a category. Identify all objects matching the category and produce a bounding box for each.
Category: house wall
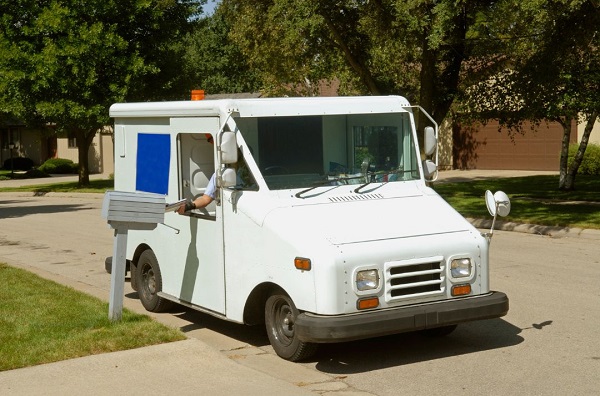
[0,126,47,167]
[99,130,114,175]
[438,119,453,170]
[577,118,600,145]
[55,129,114,175]
[18,128,45,166]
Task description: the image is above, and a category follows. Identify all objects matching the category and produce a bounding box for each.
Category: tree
[459,0,600,190]
[221,0,515,128]
[0,0,204,186]
[182,6,262,94]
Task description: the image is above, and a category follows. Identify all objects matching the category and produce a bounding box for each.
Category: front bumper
[295,291,509,343]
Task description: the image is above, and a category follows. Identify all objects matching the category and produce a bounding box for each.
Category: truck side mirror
[424,126,436,156]
[422,160,438,181]
[483,190,511,242]
[220,131,238,164]
[220,168,237,188]
[485,190,511,217]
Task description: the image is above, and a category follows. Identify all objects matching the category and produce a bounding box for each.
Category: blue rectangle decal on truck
[136,133,170,195]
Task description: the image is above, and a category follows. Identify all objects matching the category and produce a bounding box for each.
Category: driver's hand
[177,200,194,214]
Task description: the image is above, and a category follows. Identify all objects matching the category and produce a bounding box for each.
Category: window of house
[68,133,77,148]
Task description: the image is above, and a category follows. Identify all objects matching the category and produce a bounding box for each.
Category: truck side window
[178,133,216,217]
[235,151,259,191]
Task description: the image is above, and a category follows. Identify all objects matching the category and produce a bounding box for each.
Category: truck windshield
[235,112,420,191]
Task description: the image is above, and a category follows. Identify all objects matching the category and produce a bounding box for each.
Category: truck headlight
[356,269,379,291]
[450,258,472,278]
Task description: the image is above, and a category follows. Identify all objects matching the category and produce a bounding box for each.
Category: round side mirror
[485,190,511,217]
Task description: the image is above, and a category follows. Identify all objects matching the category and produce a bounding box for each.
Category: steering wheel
[263,165,289,176]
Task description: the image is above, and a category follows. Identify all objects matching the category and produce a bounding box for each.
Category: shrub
[568,143,600,175]
[23,168,50,179]
[2,157,34,171]
[38,158,78,174]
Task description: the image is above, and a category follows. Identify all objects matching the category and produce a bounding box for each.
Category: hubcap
[272,298,295,345]
[142,265,156,298]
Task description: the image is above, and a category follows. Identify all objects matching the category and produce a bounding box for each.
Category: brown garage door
[453,119,577,171]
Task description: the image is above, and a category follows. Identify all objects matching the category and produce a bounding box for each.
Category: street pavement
[0,169,598,396]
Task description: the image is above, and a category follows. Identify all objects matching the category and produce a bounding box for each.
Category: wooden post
[109,228,128,321]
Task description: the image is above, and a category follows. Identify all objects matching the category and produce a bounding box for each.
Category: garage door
[453,119,576,171]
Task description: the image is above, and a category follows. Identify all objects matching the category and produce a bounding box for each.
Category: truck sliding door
[170,117,225,314]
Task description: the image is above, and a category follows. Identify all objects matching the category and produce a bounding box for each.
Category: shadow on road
[129,293,524,371]
[123,292,271,347]
[0,202,93,219]
[175,308,271,347]
[311,318,523,374]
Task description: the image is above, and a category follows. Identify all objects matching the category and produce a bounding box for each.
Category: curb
[468,218,600,240]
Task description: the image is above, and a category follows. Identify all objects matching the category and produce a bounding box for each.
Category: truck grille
[385,257,445,302]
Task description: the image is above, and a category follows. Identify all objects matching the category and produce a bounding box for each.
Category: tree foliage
[0,0,204,185]
[459,0,600,190]
[182,7,261,94]
[221,0,516,126]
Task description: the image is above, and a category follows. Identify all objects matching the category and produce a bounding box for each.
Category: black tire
[129,260,138,292]
[136,249,173,312]
[420,324,458,337]
[264,292,317,361]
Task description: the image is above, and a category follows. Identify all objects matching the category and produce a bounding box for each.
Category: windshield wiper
[295,176,358,198]
[353,174,376,193]
[353,169,415,193]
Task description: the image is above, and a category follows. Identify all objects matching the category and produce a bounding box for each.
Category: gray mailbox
[102,191,165,230]
[102,191,166,321]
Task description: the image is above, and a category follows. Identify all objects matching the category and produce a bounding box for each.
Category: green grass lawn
[0,263,186,371]
[433,175,600,230]
[0,177,113,194]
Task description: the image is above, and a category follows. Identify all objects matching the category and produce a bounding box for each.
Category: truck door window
[178,133,216,217]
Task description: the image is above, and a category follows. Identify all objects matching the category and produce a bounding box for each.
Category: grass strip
[433,175,600,230]
[0,262,186,371]
[0,178,113,194]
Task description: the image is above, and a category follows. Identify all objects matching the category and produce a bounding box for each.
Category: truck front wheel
[265,293,317,361]
[136,249,173,313]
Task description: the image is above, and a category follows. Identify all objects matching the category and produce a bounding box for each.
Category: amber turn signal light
[357,297,379,310]
[451,284,472,296]
[294,257,311,271]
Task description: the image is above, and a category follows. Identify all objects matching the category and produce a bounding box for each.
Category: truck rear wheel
[265,292,317,361]
[136,249,173,313]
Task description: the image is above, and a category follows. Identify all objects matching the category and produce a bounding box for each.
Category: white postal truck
[107,95,509,361]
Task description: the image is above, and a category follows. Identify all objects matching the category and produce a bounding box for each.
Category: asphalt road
[1,192,598,395]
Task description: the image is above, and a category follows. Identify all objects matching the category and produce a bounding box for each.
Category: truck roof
[109,95,412,119]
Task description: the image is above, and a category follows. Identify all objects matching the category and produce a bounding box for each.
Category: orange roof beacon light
[191,89,205,101]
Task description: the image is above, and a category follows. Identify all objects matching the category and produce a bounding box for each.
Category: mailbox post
[101,191,165,321]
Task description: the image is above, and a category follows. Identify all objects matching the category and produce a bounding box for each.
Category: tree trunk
[75,128,96,187]
[414,26,437,148]
[557,117,572,190]
[320,15,381,95]
[561,112,598,190]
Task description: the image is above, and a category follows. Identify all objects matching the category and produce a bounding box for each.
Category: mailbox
[102,191,165,230]
[102,190,166,321]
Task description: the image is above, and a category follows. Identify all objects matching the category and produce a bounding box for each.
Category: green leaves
[0,0,203,184]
